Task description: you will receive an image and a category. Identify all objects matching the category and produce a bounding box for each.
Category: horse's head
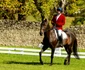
[40,19,48,36]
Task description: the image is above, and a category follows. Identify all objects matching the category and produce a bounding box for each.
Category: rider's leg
[57,29,63,46]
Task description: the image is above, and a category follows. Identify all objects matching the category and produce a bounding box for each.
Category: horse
[39,19,80,65]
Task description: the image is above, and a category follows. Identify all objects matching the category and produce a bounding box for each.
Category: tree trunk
[61,0,66,13]
[59,0,66,13]
[18,0,26,20]
[33,0,45,22]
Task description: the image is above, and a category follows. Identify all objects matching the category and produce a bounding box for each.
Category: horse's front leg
[39,45,48,65]
[39,49,44,65]
[50,49,55,65]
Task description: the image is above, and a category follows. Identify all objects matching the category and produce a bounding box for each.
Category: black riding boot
[58,36,63,47]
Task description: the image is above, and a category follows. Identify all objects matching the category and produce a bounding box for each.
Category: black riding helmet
[57,7,62,12]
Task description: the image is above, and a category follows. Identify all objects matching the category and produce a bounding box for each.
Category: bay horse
[39,19,79,65]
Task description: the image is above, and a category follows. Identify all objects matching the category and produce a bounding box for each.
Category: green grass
[26,16,37,22]
[64,17,74,29]
[0,53,85,70]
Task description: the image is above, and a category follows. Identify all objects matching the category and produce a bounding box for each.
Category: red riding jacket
[52,14,65,30]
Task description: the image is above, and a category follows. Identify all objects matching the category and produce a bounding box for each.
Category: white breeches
[54,29,68,40]
[57,29,62,36]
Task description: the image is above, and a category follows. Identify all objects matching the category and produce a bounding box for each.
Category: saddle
[54,29,68,40]
[54,29,68,47]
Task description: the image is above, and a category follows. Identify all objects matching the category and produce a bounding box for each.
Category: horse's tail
[73,38,80,59]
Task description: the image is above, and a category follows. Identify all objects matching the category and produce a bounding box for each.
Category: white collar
[56,14,61,20]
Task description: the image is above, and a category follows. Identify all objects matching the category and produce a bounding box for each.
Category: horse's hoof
[64,60,67,65]
[40,61,43,65]
[64,62,70,65]
[67,62,70,65]
[50,64,53,66]
[64,62,67,65]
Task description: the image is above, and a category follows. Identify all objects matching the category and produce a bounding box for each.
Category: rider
[51,7,65,47]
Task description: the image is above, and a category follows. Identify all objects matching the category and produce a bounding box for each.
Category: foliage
[33,0,58,21]
[65,0,85,25]
[0,0,58,20]
[0,0,21,19]
[72,17,85,25]
[66,0,85,16]
[71,0,85,25]
[39,0,57,19]
[0,0,85,22]
[27,0,40,18]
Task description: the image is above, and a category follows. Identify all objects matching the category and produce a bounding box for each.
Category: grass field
[64,17,74,28]
[0,53,85,70]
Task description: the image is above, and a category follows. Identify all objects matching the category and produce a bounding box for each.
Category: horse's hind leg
[64,53,71,65]
[64,45,72,65]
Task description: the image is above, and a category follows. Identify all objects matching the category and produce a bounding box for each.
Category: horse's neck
[49,23,54,29]
[45,24,53,31]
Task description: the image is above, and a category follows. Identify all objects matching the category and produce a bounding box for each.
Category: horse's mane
[46,20,53,30]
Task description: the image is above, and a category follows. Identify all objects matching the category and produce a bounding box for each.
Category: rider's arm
[51,15,56,26]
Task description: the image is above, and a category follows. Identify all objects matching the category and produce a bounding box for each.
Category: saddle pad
[62,31,68,39]
[54,29,68,40]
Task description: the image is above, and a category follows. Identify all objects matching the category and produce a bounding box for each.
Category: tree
[65,0,85,16]
[0,0,19,19]
[57,0,66,13]
[0,0,85,22]
[71,0,85,25]
[33,0,44,22]
[18,0,26,20]
[33,0,58,22]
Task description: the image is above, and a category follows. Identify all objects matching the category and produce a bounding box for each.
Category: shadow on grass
[3,61,62,65]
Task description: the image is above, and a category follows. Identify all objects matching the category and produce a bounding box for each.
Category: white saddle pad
[54,29,68,40]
